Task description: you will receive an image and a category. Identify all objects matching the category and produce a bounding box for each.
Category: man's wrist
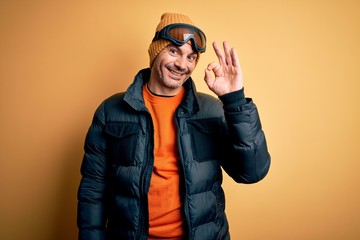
[219,88,247,110]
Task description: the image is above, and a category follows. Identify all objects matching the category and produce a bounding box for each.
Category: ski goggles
[152,23,206,53]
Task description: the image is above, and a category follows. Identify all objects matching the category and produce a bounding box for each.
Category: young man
[77,13,271,240]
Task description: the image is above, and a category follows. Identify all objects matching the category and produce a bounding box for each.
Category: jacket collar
[123,68,199,116]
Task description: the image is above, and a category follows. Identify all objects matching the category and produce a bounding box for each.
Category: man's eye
[167,47,178,54]
[188,55,197,61]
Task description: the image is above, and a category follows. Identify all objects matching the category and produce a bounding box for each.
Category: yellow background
[1,0,359,239]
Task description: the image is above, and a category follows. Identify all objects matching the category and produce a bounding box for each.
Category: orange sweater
[143,84,185,239]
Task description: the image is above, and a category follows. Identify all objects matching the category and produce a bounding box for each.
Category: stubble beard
[159,64,190,89]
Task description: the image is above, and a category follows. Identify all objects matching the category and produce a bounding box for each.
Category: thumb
[204,68,214,88]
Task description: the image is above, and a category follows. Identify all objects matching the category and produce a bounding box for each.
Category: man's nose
[174,56,187,70]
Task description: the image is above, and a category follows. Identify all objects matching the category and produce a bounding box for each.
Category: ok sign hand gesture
[204,41,244,96]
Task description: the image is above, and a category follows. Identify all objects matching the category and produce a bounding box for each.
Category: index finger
[212,41,226,65]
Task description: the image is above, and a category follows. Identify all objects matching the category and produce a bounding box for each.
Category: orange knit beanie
[148,13,202,67]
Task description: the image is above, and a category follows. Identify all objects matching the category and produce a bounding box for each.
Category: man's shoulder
[95,92,127,114]
[104,92,126,102]
[196,92,222,106]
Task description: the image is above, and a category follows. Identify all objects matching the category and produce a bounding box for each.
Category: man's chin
[164,73,184,83]
[161,77,185,89]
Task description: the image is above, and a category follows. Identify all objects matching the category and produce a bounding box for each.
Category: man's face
[149,43,198,96]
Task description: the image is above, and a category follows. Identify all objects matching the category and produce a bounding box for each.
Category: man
[77,12,271,240]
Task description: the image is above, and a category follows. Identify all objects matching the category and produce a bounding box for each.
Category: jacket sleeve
[77,102,107,240]
[219,88,271,183]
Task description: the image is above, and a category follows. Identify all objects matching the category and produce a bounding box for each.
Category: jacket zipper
[175,111,192,240]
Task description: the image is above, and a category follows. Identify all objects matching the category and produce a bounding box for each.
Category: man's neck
[146,81,182,97]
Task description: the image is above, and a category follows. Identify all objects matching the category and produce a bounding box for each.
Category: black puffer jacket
[77,68,271,240]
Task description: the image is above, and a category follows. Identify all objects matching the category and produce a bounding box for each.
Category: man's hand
[204,41,243,96]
